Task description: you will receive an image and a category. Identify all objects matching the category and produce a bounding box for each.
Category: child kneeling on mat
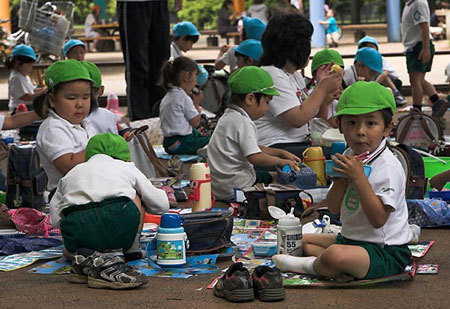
[50,133,169,289]
[273,82,412,281]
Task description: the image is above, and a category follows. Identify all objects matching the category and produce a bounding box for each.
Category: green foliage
[176,0,223,29]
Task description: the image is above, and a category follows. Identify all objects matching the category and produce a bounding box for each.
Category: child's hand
[317,64,342,94]
[418,48,431,64]
[332,153,366,182]
[219,45,230,54]
[191,90,203,107]
[279,150,301,163]
[277,158,298,171]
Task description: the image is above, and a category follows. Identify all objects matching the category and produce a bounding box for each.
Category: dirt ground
[0,228,448,309]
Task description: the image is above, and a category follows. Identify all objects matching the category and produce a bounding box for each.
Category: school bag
[276,164,317,189]
[5,144,47,209]
[395,108,443,151]
[181,208,234,255]
[388,143,427,200]
[199,65,230,116]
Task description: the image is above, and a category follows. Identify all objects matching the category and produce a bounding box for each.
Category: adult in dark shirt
[217,0,239,35]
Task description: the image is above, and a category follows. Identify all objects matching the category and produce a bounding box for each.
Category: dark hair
[33,80,97,119]
[337,108,393,128]
[222,0,233,8]
[160,56,198,90]
[228,92,265,107]
[5,55,35,70]
[253,0,263,4]
[259,14,313,70]
[359,42,378,51]
[173,35,199,44]
[235,51,250,63]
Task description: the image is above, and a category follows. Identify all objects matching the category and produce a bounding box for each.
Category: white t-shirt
[170,42,182,59]
[401,0,432,52]
[36,110,97,190]
[339,139,411,246]
[8,70,35,111]
[85,107,118,135]
[159,87,199,137]
[255,65,310,147]
[343,64,361,87]
[382,57,400,80]
[207,105,262,201]
[50,154,170,228]
[220,48,238,72]
[84,13,97,37]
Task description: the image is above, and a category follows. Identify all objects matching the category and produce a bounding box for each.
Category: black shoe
[88,253,148,290]
[70,254,93,284]
[432,98,448,117]
[123,251,143,263]
[252,266,285,302]
[213,262,254,302]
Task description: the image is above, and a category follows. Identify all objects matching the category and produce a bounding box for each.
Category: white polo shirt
[159,87,199,137]
[49,154,170,228]
[8,70,36,111]
[220,47,238,72]
[207,105,262,201]
[170,42,183,59]
[255,65,310,147]
[401,0,432,52]
[85,107,118,135]
[36,110,97,190]
[339,139,411,246]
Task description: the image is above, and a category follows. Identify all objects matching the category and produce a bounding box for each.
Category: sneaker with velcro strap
[252,266,285,302]
[87,253,148,290]
[213,262,254,302]
[70,254,93,284]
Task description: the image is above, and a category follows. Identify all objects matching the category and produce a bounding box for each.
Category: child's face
[16,61,34,76]
[181,71,197,93]
[355,62,376,81]
[49,80,91,125]
[245,94,272,120]
[338,111,392,155]
[66,46,86,61]
[236,55,254,69]
[177,38,194,52]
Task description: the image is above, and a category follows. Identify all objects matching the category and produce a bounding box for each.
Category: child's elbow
[370,217,388,229]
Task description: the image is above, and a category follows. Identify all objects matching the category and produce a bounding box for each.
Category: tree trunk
[351,0,361,24]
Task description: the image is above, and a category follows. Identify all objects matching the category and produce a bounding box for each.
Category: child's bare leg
[314,244,370,280]
[123,195,145,261]
[302,233,337,257]
[409,72,425,107]
[133,194,145,232]
[421,78,438,98]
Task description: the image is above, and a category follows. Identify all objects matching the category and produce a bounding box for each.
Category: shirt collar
[229,104,252,120]
[171,42,182,57]
[49,110,86,129]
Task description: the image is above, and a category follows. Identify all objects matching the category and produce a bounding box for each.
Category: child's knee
[320,245,346,269]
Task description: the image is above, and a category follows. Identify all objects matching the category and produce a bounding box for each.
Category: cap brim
[334,106,385,117]
[261,87,280,96]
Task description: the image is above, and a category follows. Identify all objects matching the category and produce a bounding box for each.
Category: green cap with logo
[335,81,396,117]
[81,61,102,88]
[228,66,280,96]
[85,133,130,162]
[311,49,344,75]
[45,59,93,91]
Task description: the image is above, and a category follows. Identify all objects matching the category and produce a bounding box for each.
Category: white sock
[272,254,318,276]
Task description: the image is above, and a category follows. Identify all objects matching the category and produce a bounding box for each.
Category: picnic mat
[153,145,200,162]
[0,246,63,272]
[0,234,62,256]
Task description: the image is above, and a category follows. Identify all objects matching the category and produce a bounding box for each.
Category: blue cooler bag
[276,164,317,189]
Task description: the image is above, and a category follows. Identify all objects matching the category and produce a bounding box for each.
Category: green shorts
[406,41,435,73]
[335,234,412,279]
[254,169,273,184]
[163,128,210,155]
[60,196,140,253]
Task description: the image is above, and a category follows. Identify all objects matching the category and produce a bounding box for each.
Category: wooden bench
[340,23,388,42]
[78,35,121,51]
[199,30,240,46]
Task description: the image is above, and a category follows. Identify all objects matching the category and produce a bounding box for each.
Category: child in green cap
[273,81,412,282]
[35,59,98,191]
[50,132,169,289]
[81,61,118,134]
[207,66,301,201]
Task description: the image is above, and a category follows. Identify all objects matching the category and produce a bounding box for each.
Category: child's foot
[272,254,317,275]
[432,98,448,117]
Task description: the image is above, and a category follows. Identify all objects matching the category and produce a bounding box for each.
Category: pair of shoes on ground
[393,90,407,107]
[213,262,285,302]
[70,249,148,290]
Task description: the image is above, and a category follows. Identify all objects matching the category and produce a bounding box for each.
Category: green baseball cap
[45,59,94,91]
[311,49,344,75]
[81,61,102,88]
[228,66,280,96]
[335,81,396,117]
[85,133,130,162]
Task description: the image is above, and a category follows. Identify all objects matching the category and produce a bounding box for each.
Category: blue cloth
[0,234,62,256]
[327,17,338,34]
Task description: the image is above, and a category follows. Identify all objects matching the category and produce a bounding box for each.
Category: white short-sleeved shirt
[382,57,399,80]
[343,64,361,87]
[36,110,97,190]
[255,65,310,147]
[159,87,199,137]
[170,42,183,59]
[85,107,118,135]
[401,0,431,52]
[220,48,238,72]
[207,105,262,201]
[339,139,411,246]
[49,154,170,228]
[8,70,35,111]
[84,13,97,37]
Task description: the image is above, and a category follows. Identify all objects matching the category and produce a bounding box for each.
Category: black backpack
[5,144,48,209]
[389,143,427,200]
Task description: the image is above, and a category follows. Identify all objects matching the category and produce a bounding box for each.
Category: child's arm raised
[188,90,203,128]
[247,151,298,170]
[53,151,86,176]
[324,178,348,214]
[17,87,47,101]
[2,111,40,130]
[333,154,392,228]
